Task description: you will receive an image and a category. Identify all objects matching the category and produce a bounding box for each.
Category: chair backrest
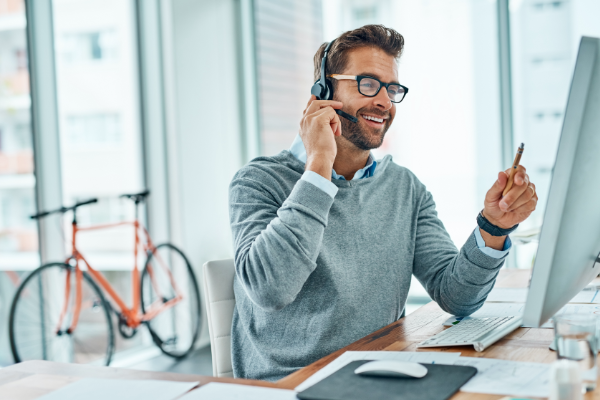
[202,258,236,378]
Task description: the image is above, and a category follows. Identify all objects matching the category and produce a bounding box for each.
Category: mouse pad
[297,360,477,400]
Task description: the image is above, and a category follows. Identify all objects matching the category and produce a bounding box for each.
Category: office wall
[165,0,244,346]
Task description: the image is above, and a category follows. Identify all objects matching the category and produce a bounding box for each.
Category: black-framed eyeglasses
[329,74,409,103]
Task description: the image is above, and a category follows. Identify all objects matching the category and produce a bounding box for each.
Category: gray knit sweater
[228,151,506,381]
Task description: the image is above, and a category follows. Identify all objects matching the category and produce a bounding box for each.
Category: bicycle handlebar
[73,198,99,208]
[30,198,98,220]
[30,189,149,220]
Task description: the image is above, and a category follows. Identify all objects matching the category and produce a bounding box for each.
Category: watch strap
[477,211,518,236]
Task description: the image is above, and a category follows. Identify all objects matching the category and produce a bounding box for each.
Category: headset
[310,39,358,123]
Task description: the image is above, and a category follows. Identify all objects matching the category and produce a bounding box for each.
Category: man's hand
[484,165,537,230]
[299,95,343,180]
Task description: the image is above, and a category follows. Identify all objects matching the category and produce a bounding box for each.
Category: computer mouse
[354,360,428,378]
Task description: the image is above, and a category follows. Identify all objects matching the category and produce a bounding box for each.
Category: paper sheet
[443,302,600,328]
[487,287,600,303]
[455,357,550,398]
[294,351,461,392]
[179,382,298,400]
[37,378,199,400]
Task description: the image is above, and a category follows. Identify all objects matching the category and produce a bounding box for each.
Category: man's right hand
[299,95,343,180]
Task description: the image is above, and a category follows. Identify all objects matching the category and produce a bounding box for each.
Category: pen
[502,143,525,197]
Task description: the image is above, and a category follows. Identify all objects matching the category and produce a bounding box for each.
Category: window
[53,0,146,354]
[64,114,122,147]
[0,0,37,366]
[509,0,600,268]
[323,0,502,312]
[254,0,324,156]
[322,1,501,245]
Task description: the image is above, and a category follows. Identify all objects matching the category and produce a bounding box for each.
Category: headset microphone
[336,109,358,123]
[310,40,358,123]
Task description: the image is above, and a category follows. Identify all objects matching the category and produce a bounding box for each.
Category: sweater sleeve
[229,171,334,311]
[411,191,506,316]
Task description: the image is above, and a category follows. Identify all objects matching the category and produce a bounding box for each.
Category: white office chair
[202,258,236,378]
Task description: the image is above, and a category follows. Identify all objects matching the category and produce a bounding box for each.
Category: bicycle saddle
[120,190,150,203]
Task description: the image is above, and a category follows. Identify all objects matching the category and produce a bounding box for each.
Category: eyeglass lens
[358,77,405,102]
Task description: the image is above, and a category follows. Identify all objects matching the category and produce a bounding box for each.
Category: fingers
[305,95,316,109]
[512,165,527,186]
[507,182,537,212]
[304,96,343,116]
[499,165,530,211]
[312,106,342,136]
[514,197,537,215]
[485,171,509,203]
[303,95,316,115]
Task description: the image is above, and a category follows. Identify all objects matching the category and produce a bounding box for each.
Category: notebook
[297,360,477,400]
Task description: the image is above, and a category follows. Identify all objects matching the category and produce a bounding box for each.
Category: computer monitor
[522,36,600,328]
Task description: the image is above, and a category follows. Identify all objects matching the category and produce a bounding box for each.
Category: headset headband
[320,39,335,88]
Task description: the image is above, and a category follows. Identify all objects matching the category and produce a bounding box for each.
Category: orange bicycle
[8,190,201,366]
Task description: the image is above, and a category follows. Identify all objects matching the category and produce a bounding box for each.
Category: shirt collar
[289,134,377,181]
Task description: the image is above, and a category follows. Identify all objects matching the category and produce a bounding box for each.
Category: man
[228,25,537,381]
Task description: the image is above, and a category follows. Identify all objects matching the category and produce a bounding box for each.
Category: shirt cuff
[473,228,512,259]
[301,170,338,199]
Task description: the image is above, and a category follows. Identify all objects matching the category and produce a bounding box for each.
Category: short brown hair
[313,25,405,82]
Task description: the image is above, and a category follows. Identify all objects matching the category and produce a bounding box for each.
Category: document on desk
[36,378,199,400]
[443,302,600,328]
[487,287,600,303]
[179,382,298,400]
[455,357,549,398]
[294,351,461,392]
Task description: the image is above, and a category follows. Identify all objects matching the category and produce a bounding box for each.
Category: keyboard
[417,316,523,352]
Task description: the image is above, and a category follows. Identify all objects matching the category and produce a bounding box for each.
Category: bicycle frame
[56,215,185,335]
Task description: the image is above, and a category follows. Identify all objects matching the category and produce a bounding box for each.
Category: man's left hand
[483,165,538,229]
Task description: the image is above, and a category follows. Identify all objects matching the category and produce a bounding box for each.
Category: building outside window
[0,0,37,366]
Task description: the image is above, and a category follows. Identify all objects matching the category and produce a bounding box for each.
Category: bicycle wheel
[141,243,201,358]
[9,262,114,365]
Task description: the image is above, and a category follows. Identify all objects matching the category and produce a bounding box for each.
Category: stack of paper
[455,357,549,398]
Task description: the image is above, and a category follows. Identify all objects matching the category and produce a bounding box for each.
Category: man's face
[332,47,398,150]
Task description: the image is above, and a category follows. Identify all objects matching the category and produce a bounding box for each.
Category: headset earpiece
[311,40,336,101]
[310,79,326,100]
[310,77,333,100]
[309,40,355,122]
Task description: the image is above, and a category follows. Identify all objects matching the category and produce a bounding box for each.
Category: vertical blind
[254,0,323,156]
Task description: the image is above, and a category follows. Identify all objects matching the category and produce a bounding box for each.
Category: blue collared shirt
[289,134,511,258]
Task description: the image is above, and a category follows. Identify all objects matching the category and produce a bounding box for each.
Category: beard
[339,107,392,151]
